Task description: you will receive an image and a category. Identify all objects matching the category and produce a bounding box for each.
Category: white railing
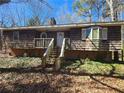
[34,38,52,48]
[59,38,66,57]
[43,38,54,58]
[55,38,65,70]
[42,38,54,67]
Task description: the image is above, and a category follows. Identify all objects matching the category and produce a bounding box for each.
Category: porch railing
[8,38,52,49]
[42,38,54,67]
[8,41,35,49]
[34,38,52,48]
[70,40,122,51]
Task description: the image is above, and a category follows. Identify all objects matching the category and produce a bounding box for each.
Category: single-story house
[0,21,124,69]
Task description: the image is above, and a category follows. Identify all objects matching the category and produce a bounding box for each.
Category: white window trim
[81,27,108,40]
[13,31,19,41]
[91,28,93,39]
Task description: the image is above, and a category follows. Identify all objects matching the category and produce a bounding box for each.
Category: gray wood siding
[69,26,121,51]
[108,26,121,40]
[3,26,122,51]
[70,29,81,40]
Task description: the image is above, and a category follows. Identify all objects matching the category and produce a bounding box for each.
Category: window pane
[92,28,99,39]
[86,28,91,38]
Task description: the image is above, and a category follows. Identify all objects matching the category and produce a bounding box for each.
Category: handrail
[59,38,66,57]
[42,38,54,67]
[43,38,54,57]
[55,38,66,71]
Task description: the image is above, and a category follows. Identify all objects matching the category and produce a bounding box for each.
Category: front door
[57,32,64,48]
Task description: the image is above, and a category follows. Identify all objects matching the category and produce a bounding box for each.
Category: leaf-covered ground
[0,58,124,93]
[0,73,124,93]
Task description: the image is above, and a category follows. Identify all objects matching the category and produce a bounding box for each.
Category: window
[92,27,99,39]
[81,27,108,40]
[101,28,108,40]
[13,31,19,41]
[40,32,47,38]
[82,28,92,40]
[86,28,92,39]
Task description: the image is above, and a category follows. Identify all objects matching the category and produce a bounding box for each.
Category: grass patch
[62,59,124,76]
[0,57,42,68]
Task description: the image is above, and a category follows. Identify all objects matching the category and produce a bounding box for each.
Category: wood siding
[3,26,122,51]
[68,26,121,51]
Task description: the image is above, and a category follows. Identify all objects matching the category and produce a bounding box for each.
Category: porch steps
[45,47,60,71]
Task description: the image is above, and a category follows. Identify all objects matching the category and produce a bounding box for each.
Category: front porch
[2,37,123,61]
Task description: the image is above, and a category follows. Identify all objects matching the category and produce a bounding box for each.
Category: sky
[0,0,123,27]
[47,0,73,16]
[46,0,83,24]
[0,0,76,26]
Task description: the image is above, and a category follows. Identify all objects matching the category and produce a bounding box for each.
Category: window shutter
[102,28,108,40]
[82,29,86,40]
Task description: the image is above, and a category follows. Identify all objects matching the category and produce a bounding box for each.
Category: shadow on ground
[0,60,124,93]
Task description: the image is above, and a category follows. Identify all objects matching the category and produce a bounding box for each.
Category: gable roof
[1,21,124,31]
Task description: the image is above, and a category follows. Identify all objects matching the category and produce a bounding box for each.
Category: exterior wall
[68,26,121,51]
[2,26,122,54]
[69,28,81,40]
[3,30,36,42]
[108,26,121,40]
[65,50,112,61]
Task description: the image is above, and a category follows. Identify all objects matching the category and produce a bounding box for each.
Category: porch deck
[7,38,122,51]
[69,40,122,51]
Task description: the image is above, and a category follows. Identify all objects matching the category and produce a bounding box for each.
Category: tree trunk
[106,0,114,21]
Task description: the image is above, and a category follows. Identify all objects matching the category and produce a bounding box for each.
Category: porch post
[121,25,124,62]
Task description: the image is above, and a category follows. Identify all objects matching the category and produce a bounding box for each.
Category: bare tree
[0,0,52,27]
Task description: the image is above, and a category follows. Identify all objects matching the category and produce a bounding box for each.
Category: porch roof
[0,21,124,31]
